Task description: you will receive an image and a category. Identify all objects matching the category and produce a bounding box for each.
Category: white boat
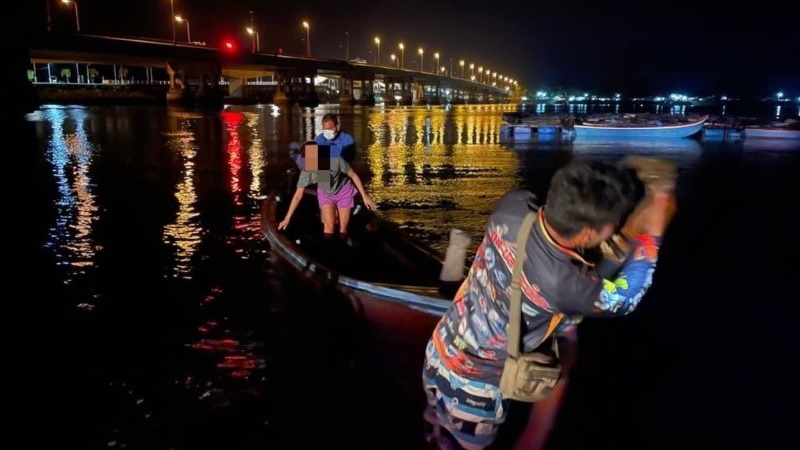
[574,114,708,139]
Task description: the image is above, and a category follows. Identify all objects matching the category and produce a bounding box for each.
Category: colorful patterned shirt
[430,189,662,385]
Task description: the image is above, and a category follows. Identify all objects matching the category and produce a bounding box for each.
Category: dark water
[23,103,799,450]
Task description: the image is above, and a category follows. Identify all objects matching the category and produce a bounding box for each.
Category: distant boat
[574,114,708,139]
[744,120,800,139]
[499,112,576,141]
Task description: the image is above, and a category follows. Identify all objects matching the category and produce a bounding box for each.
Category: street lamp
[345,32,350,61]
[302,21,310,57]
[246,27,260,52]
[175,16,190,42]
[390,54,398,68]
[398,42,404,69]
[459,60,465,78]
[374,37,381,65]
[418,48,423,73]
[248,11,256,52]
[169,0,175,43]
[434,52,439,75]
[61,0,80,32]
[469,63,474,79]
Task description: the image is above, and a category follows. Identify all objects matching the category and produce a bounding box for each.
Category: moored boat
[574,114,708,139]
[499,112,576,141]
[744,119,800,139]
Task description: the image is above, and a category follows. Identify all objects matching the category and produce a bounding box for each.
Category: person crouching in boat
[278,141,377,239]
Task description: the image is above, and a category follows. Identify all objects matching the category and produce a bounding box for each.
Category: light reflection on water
[361,105,520,248]
[34,106,99,286]
[26,103,799,448]
[161,126,200,279]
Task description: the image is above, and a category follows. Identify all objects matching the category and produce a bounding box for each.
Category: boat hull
[744,127,800,139]
[260,187,452,393]
[575,115,708,139]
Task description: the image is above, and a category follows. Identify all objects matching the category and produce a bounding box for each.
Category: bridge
[9,27,519,107]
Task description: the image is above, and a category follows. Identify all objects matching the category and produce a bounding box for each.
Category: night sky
[8,0,799,96]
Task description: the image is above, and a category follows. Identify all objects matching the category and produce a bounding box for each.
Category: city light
[175,16,190,43]
[61,0,80,32]
[302,21,310,57]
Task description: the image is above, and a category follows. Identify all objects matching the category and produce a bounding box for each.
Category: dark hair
[544,160,637,238]
[321,113,339,126]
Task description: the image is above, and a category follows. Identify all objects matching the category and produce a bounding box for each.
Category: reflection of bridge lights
[162,127,200,279]
[42,107,98,283]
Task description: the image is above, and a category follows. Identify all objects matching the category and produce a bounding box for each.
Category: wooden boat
[261,179,577,443]
[744,120,800,139]
[574,114,708,139]
[260,182,456,392]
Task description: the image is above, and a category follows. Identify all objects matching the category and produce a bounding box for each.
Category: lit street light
[169,0,175,43]
[398,42,404,69]
[374,36,381,65]
[61,0,80,32]
[248,10,256,53]
[390,54,398,68]
[434,52,439,75]
[459,60,465,78]
[175,16,190,42]
[418,48,424,73]
[302,21,311,57]
[247,27,260,52]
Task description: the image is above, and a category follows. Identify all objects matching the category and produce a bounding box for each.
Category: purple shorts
[317,182,357,209]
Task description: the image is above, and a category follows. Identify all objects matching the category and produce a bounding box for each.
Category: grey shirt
[296,157,354,195]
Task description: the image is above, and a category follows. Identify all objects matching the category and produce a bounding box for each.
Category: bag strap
[507,211,563,359]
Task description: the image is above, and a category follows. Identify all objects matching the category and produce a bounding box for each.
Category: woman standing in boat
[277,140,377,239]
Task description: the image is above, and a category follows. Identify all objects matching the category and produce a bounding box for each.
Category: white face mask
[322,129,337,140]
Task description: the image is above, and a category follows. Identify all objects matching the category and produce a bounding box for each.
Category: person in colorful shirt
[422,159,676,450]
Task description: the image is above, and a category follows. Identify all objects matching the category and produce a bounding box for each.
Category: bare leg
[320,204,337,234]
[337,207,352,235]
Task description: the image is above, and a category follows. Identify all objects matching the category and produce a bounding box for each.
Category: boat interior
[266,184,446,289]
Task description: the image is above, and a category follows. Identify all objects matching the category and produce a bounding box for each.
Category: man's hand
[621,190,677,238]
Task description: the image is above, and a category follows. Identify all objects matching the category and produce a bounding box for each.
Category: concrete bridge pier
[166,63,188,103]
[338,76,355,106]
[429,81,441,105]
[357,78,375,106]
[412,81,426,106]
[278,69,319,108]
[166,61,222,106]
[385,77,413,106]
[273,70,291,108]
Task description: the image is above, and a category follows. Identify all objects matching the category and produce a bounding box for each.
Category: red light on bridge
[223,40,236,52]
